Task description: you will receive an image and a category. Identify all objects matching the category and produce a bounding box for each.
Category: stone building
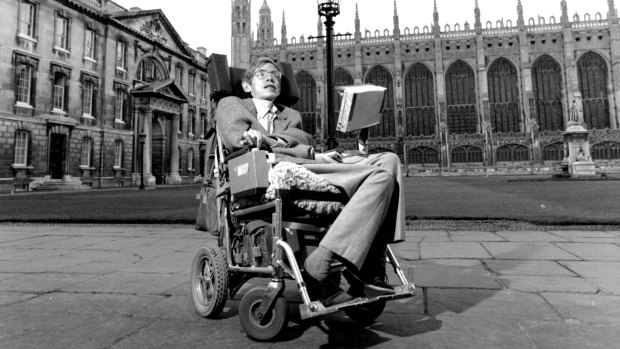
[0,0,210,193]
[235,0,620,175]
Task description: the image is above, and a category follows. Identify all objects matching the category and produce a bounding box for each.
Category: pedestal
[562,122,597,178]
[570,161,596,177]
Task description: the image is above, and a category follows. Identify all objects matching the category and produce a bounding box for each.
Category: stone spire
[561,0,569,26]
[393,1,400,39]
[281,11,287,45]
[257,0,274,46]
[433,0,440,35]
[474,0,482,32]
[609,0,618,23]
[517,0,525,28]
[354,3,361,39]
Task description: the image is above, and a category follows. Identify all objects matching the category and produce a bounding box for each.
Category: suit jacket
[215,96,317,162]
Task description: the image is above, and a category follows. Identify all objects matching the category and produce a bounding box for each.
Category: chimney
[129,7,142,11]
[197,47,207,56]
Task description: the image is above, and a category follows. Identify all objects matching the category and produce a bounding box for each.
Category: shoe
[302,271,353,307]
[343,269,395,298]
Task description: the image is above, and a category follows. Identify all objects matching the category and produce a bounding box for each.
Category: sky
[112,0,610,59]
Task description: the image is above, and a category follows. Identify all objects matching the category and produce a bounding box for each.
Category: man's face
[243,63,281,101]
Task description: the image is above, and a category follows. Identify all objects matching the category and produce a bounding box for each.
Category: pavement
[1,223,620,348]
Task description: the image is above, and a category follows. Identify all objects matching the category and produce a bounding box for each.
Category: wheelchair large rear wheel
[239,287,289,341]
[190,245,228,318]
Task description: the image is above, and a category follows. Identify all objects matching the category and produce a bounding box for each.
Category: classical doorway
[151,120,165,184]
[49,133,66,179]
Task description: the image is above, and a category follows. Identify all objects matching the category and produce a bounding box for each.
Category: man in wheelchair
[215,57,406,307]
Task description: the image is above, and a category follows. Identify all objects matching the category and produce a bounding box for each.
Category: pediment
[132,79,190,104]
[111,10,191,56]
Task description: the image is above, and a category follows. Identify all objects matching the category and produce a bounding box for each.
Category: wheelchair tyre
[239,287,289,341]
[190,245,229,318]
[344,299,386,325]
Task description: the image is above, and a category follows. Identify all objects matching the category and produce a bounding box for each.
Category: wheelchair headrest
[207,53,300,107]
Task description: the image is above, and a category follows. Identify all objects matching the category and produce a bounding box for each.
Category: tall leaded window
[114,140,123,167]
[294,70,318,135]
[16,64,33,105]
[188,108,195,135]
[577,51,610,129]
[81,138,92,167]
[116,40,127,70]
[136,59,161,82]
[488,58,521,133]
[14,131,29,165]
[54,14,70,51]
[83,81,93,116]
[18,0,36,38]
[200,77,207,99]
[496,144,529,162]
[532,55,564,131]
[114,85,127,122]
[365,65,395,138]
[408,146,439,166]
[188,148,194,170]
[591,142,620,160]
[451,145,483,164]
[84,29,96,60]
[542,142,564,161]
[404,63,435,136]
[188,72,196,95]
[446,60,477,134]
[175,65,183,85]
[52,73,67,111]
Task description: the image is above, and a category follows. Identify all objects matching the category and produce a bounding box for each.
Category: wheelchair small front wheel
[190,245,228,318]
[239,287,289,341]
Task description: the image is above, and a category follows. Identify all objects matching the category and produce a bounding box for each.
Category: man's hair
[243,57,280,83]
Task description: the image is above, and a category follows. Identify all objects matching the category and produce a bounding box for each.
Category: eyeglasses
[253,70,282,81]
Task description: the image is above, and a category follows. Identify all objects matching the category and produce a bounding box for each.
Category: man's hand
[315,150,342,163]
[240,130,278,149]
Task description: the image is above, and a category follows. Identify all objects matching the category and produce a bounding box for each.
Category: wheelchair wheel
[239,287,289,341]
[190,245,228,318]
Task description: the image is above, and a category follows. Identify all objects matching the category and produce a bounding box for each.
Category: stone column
[166,114,182,184]
[142,108,156,186]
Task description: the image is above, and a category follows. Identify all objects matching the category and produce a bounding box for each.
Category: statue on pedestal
[569,94,584,125]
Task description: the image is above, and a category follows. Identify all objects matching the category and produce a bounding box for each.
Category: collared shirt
[252,98,278,134]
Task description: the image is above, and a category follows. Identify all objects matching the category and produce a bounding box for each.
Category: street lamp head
[318,0,340,18]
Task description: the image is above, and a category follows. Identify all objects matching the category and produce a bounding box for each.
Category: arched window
[488,58,521,133]
[334,68,355,138]
[293,70,317,135]
[407,146,439,166]
[532,55,564,131]
[451,145,483,164]
[577,52,610,129]
[496,144,529,162]
[404,63,435,136]
[591,142,620,160]
[364,66,395,138]
[136,58,163,83]
[446,60,477,134]
[542,142,564,161]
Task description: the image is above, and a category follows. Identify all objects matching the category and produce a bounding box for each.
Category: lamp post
[139,133,146,190]
[317,0,340,150]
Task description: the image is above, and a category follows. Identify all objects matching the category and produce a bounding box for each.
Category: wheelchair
[191,55,416,341]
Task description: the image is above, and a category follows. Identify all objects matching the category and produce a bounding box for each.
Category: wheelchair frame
[191,132,416,341]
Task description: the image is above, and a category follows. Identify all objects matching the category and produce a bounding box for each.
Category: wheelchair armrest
[275,189,348,204]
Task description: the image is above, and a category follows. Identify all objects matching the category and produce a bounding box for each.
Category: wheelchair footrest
[299,283,416,320]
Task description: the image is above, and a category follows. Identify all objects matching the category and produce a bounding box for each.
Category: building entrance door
[151,121,166,184]
[49,134,66,179]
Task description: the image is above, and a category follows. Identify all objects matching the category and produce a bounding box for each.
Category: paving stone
[123,251,192,275]
[0,292,38,306]
[555,242,620,261]
[559,261,620,277]
[541,292,620,324]
[523,321,620,349]
[484,260,576,276]
[0,273,99,293]
[482,242,581,260]
[427,288,560,321]
[60,272,187,295]
[449,231,505,241]
[588,277,620,295]
[498,275,600,293]
[0,310,152,349]
[421,242,492,259]
[0,235,76,248]
[403,259,501,289]
[550,230,616,240]
[496,230,569,242]
[391,242,420,261]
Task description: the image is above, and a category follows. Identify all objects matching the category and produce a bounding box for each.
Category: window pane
[55,17,69,49]
[83,82,93,115]
[116,42,126,69]
[17,65,32,104]
[14,132,28,165]
[115,89,125,119]
[19,1,35,37]
[53,74,65,110]
[81,138,91,166]
[114,141,122,167]
[85,30,95,59]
